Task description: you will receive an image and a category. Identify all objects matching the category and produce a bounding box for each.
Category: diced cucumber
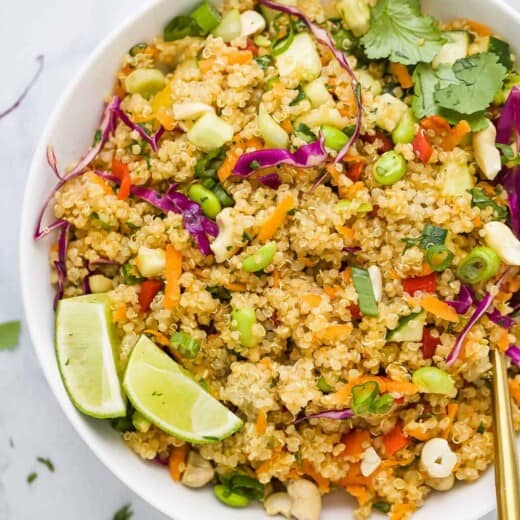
[304,79,333,108]
[125,69,166,99]
[440,160,475,196]
[336,0,370,37]
[275,33,322,83]
[432,31,469,69]
[212,9,242,42]
[187,112,234,151]
[386,311,425,342]
[258,104,289,149]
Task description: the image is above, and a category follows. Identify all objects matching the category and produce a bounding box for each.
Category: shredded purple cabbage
[0,55,44,120]
[294,408,354,424]
[258,0,362,164]
[233,135,327,177]
[486,308,516,330]
[46,146,63,180]
[343,246,361,254]
[505,345,520,368]
[258,173,282,189]
[94,171,218,255]
[446,271,509,366]
[53,221,70,309]
[446,285,475,315]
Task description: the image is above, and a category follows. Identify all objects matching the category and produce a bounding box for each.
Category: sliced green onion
[170,331,201,358]
[425,244,454,272]
[0,321,21,350]
[129,42,148,57]
[122,263,143,285]
[202,177,218,190]
[271,21,295,56]
[212,184,234,207]
[255,55,273,70]
[456,246,500,285]
[371,393,395,414]
[352,267,379,317]
[351,381,379,415]
[164,16,203,41]
[321,125,349,151]
[317,376,334,393]
[190,1,222,34]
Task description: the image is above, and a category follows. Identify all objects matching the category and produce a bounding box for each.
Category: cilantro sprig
[361,0,445,65]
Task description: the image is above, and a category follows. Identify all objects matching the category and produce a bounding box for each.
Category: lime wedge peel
[123,335,243,444]
[55,294,126,419]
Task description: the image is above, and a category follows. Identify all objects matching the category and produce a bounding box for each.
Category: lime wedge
[123,335,243,443]
[55,294,126,418]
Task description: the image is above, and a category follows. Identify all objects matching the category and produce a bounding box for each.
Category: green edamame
[242,243,277,272]
[231,307,258,347]
[392,110,417,144]
[124,69,166,98]
[188,183,222,219]
[412,367,456,395]
[213,484,249,508]
[321,125,349,151]
[373,151,407,185]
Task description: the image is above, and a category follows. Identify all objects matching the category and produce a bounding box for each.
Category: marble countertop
[0,0,516,518]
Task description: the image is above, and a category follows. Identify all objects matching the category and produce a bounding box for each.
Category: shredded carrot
[347,181,364,199]
[442,120,471,151]
[258,194,296,242]
[383,379,419,395]
[164,245,182,309]
[218,149,240,182]
[390,503,415,520]
[497,327,510,352]
[245,137,264,150]
[280,119,292,133]
[113,304,127,323]
[324,285,338,299]
[342,430,371,460]
[419,295,459,322]
[345,485,371,506]
[317,324,353,340]
[50,242,59,254]
[472,215,482,228]
[420,115,451,134]
[112,159,132,201]
[144,46,158,57]
[273,81,286,96]
[327,163,340,184]
[495,291,512,303]
[226,49,253,65]
[255,409,268,435]
[113,80,126,99]
[87,171,113,195]
[121,65,133,76]
[198,58,216,74]
[339,105,355,117]
[419,262,434,276]
[389,62,413,89]
[303,294,322,307]
[168,445,188,482]
[406,424,434,441]
[343,268,352,284]
[272,269,281,289]
[442,403,459,439]
[508,276,520,293]
[509,379,520,406]
[343,154,367,163]
[144,329,170,347]
[467,20,492,36]
[338,462,372,487]
[260,358,272,370]
[301,460,330,493]
[337,225,355,242]
[155,107,176,131]
[382,424,410,457]
[256,450,282,476]
[480,182,495,195]
[223,282,247,292]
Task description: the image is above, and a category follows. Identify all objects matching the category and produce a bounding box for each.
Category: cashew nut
[240,10,266,37]
[135,246,166,278]
[484,221,520,266]
[420,437,457,479]
[88,274,113,293]
[181,451,215,488]
[210,208,236,263]
[287,479,322,520]
[264,492,292,518]
[473,120,502,180]
[426,473,455,491]
[360,447,382,477]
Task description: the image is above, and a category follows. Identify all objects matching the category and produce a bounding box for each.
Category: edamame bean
[213,484,250,508]
[372,151,407,185]
[392,110,417,144]
[321,125,349,151]
[125,69,166,98]
[242,243,277,272]
[412,367,456,396]
[188,183,222,219]
[456,246,500,284]
[231,307,258,347]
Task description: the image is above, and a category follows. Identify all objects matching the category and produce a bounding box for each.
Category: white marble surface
[0,0,517,518]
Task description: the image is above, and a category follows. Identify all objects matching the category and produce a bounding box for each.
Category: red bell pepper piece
[112,159,132,200]
[349,303,362,320]
[245,38,259,56]
[402,273,436,295]
[346,161,364,182]
[139,280,164,313]
[422,327,441,359]
[412,130,433,164]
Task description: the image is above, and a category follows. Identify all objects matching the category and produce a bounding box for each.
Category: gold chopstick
[491,348,520,520]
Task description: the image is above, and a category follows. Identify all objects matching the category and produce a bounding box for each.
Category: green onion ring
[425,244,454,272]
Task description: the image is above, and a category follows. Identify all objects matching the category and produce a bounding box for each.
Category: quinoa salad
[35,0,520,518]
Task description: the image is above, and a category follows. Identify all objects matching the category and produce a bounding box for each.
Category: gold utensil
[491,348,520,519]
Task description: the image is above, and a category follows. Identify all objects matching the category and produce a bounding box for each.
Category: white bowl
[20,0,520,518]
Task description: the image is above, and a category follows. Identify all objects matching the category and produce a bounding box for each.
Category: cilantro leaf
[113,504,133,520]
[489,36,513,70]
[434,53,507,114]
[0,321,21,350]
[412,63,438,119]
[361,0,445,65]
[440,108,489,132]
[468,188,509,221]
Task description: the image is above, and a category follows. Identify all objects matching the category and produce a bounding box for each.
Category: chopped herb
[402,224,447,252]
[0,320,21,350]
[164,16,204,41]
[254,55,273,70]
[372,501,391,513]
[295,449,303,466]
[477,421,485,434]
[489,36,513,70]
[249,160,261,170]
[27,473,37,484]
[242,232,251,242]
[496,143,520,167]
[206,285,232,302]
[111,405,136,433]
[36,457,54,472]
[223,473,265,501]
[198,378,210,392]
[92,129,102,146]
[289,85,307,106]
[170,331,201,359]
[212,183,235,207]
[343,124,357,137]
[294,123,317,143]
[129,42,148,57]
[287,208,297,216]
[89,212,112,232]
[113,504,133,520]
[467,188,508,221]
[121,264,143,285]
[269,377,278,388]
[125,221,139,230]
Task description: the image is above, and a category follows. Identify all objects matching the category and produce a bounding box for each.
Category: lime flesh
[123,335,243,443]
[55,294,126,418]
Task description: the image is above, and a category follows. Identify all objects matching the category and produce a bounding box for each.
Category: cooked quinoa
[43,0,520,518]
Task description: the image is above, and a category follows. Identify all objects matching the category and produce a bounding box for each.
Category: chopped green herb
[212,183,235,207]
[343,124,357,137]
[0,320,21,350]
[27,473,37,484]
[295,449,303,466]
[89,212,112,232]
[249,160,261,170]
[242,232,251,242]
[206,285,232,302]
[373,501,391,513]
[289,85,307,106]
[121,264,143,285]
[402,224,447,252]
[129,42,148,57]
[497,144,520,167]
[361,0,445,65]
[295,123,317,143]
[36,457,55,472]
[92,129,102,146]
[113,504,133,520]
[489,36,513,70]
[477,421,485,434]
[195,148,226,180]
[170,331,201,359]
[164,16,204,41]
[467,188,508,221]
[254,55,273,70]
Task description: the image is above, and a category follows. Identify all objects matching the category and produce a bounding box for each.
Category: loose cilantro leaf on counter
[361,0,445,65]
[27,473,37,484]
[434,53,507,114]
[113,504,133,520]
[36,457,55,472]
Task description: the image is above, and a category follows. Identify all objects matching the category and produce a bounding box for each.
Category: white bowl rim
[19,0,520,519]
